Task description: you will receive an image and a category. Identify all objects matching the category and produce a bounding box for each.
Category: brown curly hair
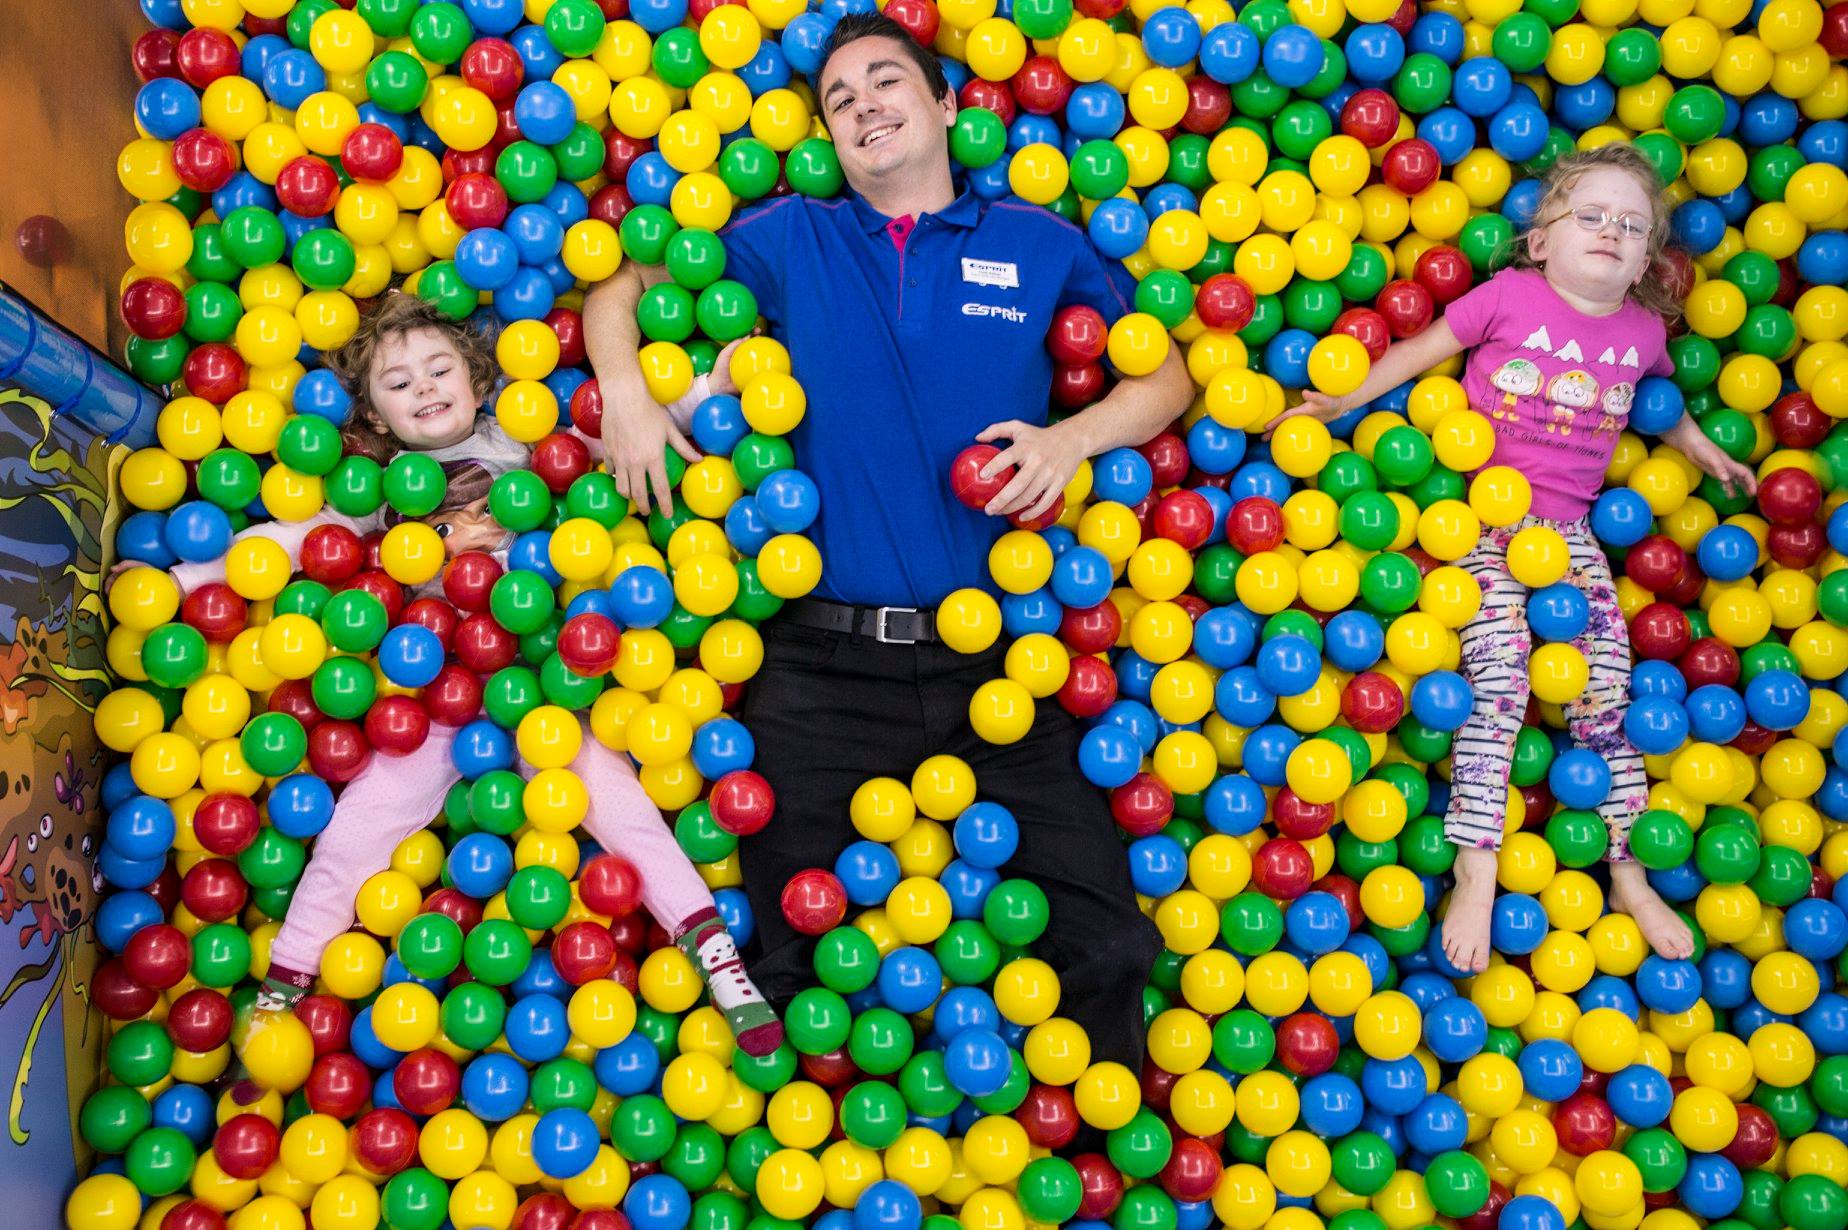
[324,292,500,464]
[1499,145,1682,324]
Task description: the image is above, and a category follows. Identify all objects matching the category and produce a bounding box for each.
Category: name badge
[961,258,1019,289]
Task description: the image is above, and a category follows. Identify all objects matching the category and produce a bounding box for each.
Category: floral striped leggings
[1443,515,1647,860]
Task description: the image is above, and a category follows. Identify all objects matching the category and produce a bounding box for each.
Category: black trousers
[736,616,1164,1070]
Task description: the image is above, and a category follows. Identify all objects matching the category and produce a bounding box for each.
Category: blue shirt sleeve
[1060,231,1138,326]
[717,197,798,329]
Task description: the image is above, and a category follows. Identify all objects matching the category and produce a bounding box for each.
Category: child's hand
[103,560,185,601]
[1664,418,1758,499]
[1261,391,1349,439]
[707,332,759,399]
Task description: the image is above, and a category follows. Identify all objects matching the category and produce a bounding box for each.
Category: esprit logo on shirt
[962,303,1028,323]
[961,258,1020,288]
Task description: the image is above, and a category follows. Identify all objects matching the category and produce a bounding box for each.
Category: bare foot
[1442,846,1500,974]
[1609,862,1695,960]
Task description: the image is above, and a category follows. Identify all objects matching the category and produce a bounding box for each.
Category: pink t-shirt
[1443,268,1674,521]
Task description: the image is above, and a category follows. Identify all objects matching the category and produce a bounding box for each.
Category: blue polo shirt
[718,189,1138,609]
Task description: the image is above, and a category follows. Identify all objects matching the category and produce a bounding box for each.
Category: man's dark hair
[819,12,953,103]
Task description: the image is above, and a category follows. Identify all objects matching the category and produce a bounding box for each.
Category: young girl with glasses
[1273,146,1757,972]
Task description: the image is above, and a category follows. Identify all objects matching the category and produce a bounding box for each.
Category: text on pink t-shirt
[1442,268,1674,521]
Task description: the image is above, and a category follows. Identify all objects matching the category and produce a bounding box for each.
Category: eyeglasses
[1543,204,1653,241]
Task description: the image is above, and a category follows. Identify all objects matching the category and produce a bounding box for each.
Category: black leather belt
[779,597,940,645]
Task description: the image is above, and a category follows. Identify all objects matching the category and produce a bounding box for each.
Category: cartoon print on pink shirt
[1543,370,1600,435]
[1489,358,1543,421]
[1597,383,1635,436]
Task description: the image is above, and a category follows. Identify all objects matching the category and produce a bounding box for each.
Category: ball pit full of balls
[76,0,1848,1228]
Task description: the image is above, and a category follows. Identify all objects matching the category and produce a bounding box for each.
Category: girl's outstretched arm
[1263,319,1466,437]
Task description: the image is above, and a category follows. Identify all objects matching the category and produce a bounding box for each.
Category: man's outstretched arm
[584,262,699,517]
[977,342,1195,520]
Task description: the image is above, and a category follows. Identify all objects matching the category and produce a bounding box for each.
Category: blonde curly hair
[1500,145,1682,323]
[324,292,500,464]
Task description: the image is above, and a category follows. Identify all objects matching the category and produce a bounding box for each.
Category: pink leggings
[268,717,713,974]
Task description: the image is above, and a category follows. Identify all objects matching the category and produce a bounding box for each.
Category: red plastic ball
[192,792,260,856]
[1229,497,1285,553]
[1413,244,1473,305]
[1758,467,1822,526]
[553,921,619,985]
[424,663,486,727]
[444,552,505,614]
[1110,771,1174,836]
[1011,56,1075,115]
[1276,1011,1340,1076]
[1059,601,1122,656]
[1251,837,1315,899]
[1271,789,1335,841]
[569,378,605,437]
[1375,279,1435,339]
[1046,304,1108,365]
[121,277,188,340]
[182,342,247,403]
[1195,274,1257,331]
[301,525,366,585]
[305,1051,371,1119]
[1625,535,1688,593]
[133,29,182,83]
[447,173,511,231]
[214,1114,281,1180]
[1722,1103,1779,1168]
[451,611,518,674]
[514,1194,579,1230]
[1157,1135,1222,1202]
[951,444,1013,511]
[352,1108,419,1176]
[398,597,459,647]
[1332,307,1391,361]
[1182,76,1232,134]
[1382,138,1440,193]
[709,770,775,836]
[1629,603,1691,660]
[365,695,431,756]
[580,854,644,917]
[1052,654,1116,719]
[1340,88,1400,147]
[394,1048,462,1116]
[461,37,526,101]
[1017,1083,1080,1148]
[172,128,236,193]
[781,869,848,935]
[559,613,623,677]
[275,156,340,217]
[180,858,248,923]
[1051,362,1109,410]
[174,27,239,88]
[959,78,1016,126]
[530,432,593,493]
[1678,637,1740,687]
[307,719,373,783]
[883,0,942,44]
[1554,1092,1616,1154]
[166,987,233,1052]
[1074,1153,1125,1219]
[1340,671,1404,733]
[161,1202,229,1230]
[92,958,160,1021]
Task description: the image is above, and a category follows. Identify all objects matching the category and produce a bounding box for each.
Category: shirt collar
[848,188,985,234]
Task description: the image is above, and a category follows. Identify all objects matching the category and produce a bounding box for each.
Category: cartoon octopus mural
[0,385,116,1190]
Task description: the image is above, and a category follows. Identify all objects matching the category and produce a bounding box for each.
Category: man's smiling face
[819,35,956,193]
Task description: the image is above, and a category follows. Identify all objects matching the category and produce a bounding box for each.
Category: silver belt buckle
[874,606,920,644]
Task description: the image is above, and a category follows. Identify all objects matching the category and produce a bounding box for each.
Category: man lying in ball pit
[586,10,1195,1071]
